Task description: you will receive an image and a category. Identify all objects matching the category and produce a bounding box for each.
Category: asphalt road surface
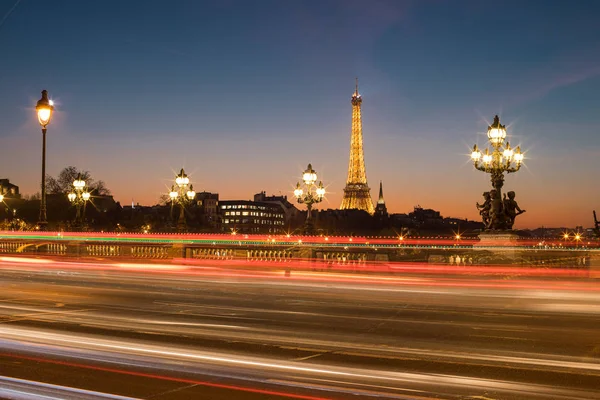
[0,256,599,399]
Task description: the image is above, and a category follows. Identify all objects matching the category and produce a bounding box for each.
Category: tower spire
[378,180,385,205]
[340,79,375,215]
[375,180,388,217]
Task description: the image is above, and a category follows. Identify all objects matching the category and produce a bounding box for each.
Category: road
[0,256,599,399]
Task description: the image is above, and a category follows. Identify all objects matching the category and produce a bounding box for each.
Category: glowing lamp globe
[36,90,54,128]
[503,145,514,159]
[294,183,303,199]
[73,176,86,190]
[487,115,506,145]
[186,185,196,200]
[513,147,524,163]
[470,145,481,161]
[302,164,317,185]
[316,182,325,198]
[175,168,189,187]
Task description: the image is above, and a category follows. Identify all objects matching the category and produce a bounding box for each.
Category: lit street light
[471,115,526,230]
[169,168,196,232]
[574,233,582,248]
[36,90,54,230]
[294,163,326,235]
[68,174,91,230]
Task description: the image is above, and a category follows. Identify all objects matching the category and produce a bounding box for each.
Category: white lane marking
[0,375,141,399]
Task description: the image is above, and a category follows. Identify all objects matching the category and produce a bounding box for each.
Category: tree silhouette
[46,166,111,195]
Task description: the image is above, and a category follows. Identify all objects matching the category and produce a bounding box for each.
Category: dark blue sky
[1,0,599,228]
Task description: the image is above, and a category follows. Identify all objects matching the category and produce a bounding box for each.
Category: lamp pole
[35,90,54,230]
[169,168,196,232]
[470,115,526,231]
[68,174,91,230]
[294,163,326,235]
[0,194,5,223]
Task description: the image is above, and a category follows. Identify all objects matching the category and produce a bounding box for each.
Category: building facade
[253,191,300,226]
[219,200,286,234]
[0,179,20,198]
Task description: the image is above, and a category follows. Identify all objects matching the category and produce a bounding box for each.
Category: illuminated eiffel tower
[340,79,375,215]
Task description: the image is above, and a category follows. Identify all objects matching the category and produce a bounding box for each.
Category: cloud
[0,0,22,32]
[509,44,600,107]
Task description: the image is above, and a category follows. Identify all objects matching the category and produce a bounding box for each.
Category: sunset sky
[1,1,599,229]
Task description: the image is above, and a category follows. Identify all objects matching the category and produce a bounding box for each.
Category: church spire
[375,180,388,217]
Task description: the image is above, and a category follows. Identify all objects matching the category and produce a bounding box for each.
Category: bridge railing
[0,231,598,269]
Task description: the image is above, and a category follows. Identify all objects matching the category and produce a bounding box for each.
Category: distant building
[253,191,300,225]
[219,200,286,234]
[0,179,20,198]
[387,206,483,235]
[409,206,442,226]
[314,208,378,235]
[196,191,219,228]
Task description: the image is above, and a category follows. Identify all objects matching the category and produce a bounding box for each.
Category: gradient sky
[1,0,599,229]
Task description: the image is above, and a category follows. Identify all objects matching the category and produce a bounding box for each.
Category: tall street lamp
[169,168,196,232]
[294,163,326,235]
[36,90,54,229]
[68,174,91,230]
[471,115,526,231]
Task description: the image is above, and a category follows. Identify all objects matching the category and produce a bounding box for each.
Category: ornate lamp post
[67,174,91,229]
[294,163,326,235]
[169,168,196,232]
[470,115,526,231]
[36,90,54,229]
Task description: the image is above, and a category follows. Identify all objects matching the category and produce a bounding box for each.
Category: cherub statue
[489,189,506,230]
[503,191,525,229]
[476,192,491,228]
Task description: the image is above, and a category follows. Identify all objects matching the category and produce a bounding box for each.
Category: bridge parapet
[0,231,597,269]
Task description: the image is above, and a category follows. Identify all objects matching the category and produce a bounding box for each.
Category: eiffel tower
[340,79,375,215]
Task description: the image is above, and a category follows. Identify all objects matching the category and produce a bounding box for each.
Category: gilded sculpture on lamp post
[169,168,196,232]
[294,163,326,235]
[67,174,91,230]
[471,115,526,231]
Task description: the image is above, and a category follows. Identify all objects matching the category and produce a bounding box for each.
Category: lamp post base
[473,231,523,260]
[475,231,521,247]
[473,231,520,250]
[303,219,315,235]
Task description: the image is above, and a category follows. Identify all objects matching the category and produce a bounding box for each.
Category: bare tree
[158,194,170,206]
[46,166,111,195]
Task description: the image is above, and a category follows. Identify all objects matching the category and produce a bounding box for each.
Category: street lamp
[470,115,526,230]
[294,163,326,235]
[68,174,91,230]
[169,168,196,232]
[574,233,582,248]
[36,90,54,229]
